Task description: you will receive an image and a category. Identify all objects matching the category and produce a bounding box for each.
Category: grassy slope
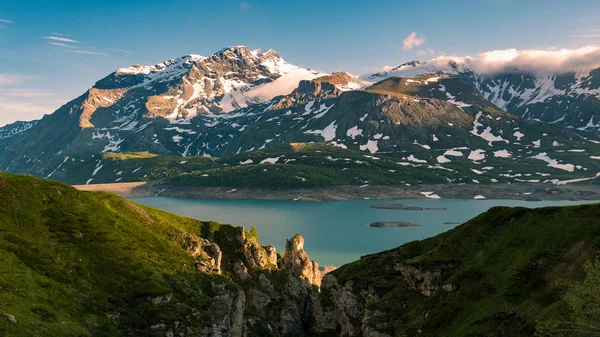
[0,172,237,336]
[60,144,599,188]
[1,172,599,336]
[329,203,600,336]
[165,145,457,188]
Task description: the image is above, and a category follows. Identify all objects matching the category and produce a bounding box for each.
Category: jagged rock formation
[171,226,323,336]
[281,234,322,287]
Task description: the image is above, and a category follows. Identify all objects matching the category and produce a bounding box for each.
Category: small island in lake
[368,221,418,227]
[444,221,462,225]
[372,204,447,211]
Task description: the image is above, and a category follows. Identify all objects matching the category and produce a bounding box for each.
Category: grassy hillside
[30,136,600,188]
[165,145,459,188]
[321,202,600,336]
[0,172,238,336]
[2,172,600,336]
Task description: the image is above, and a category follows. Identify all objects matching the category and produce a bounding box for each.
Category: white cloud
[417,48,436,56]
[403,32,426,50]
[107,48,132,55]
[73,50,108,56]
[0,74,33,86]
[0,18,13,24]
[50,42,77,48]
[43,36,78,43]
[244,69,323,100]
[429,46,600,75]
[0,75,63,126]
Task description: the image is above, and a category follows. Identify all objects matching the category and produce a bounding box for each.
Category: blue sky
[0,0,599,126]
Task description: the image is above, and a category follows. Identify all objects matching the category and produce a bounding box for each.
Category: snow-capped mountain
[476,69,600,130]
[0,120,38,140]
[361,60,463,82]
[1,47,599,184]
[78,46,326,128]
[0,120,38,151]
[362,59,600,130]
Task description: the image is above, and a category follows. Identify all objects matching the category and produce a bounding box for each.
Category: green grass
[0,172,241,336]
[102,151,159,160]
[1,171,599,336]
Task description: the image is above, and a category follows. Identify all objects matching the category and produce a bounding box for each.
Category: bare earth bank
[72,182,600,201]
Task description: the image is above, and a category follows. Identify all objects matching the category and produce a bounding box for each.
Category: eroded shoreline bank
[73,181,600,201]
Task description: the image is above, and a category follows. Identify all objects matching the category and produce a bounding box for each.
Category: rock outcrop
[173,229,324,337]
[395,263,442,296]
[313,258,458,336]
[282,234,322,287]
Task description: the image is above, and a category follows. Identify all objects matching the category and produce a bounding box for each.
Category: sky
[0,0,599,127]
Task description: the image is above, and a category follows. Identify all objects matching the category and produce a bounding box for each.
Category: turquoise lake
[130,197,598,266]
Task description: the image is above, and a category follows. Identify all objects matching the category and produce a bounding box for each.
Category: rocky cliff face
[176,228,323,337]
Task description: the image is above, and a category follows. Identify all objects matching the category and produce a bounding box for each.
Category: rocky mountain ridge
[1,47,599,186]
[362,59,600,130]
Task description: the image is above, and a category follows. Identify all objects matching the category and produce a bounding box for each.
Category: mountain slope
[314,202,600,336]
[362,59,600,130]
[0,46,324,174]
[0,120,38,151]
[2,49,599,186]
[4,73,600,186]
[0,172,323,336]
[476,69,600,130]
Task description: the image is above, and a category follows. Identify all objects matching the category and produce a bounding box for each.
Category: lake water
[130,197,597,266]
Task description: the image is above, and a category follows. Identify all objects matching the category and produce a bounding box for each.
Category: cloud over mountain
[403,32,426,50]
[431,46,600,75]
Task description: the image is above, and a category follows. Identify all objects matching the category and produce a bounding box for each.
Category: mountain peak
[215,45,251,56]
[361,60,461,82]
[114,46,283,77]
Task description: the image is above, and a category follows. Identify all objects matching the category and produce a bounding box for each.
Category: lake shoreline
[73,181,600,202]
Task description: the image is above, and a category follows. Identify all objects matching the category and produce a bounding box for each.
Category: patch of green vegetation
[102,151,159,160]
[537,258,600,336]
[0,172,240,336]
[165,162,449,188]
[52,152,217,185]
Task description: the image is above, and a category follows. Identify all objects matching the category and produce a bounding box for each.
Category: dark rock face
[395,263,442,296]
